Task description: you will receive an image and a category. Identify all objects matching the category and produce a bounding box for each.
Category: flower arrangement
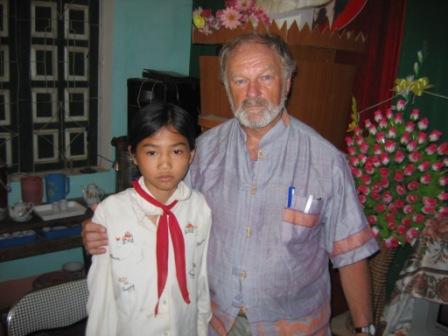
[346,53,448,249]
[192,0,270,35]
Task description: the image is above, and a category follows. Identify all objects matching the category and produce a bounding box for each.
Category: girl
[86,103,212,336]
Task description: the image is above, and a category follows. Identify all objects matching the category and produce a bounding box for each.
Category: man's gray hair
[219,33,296,85]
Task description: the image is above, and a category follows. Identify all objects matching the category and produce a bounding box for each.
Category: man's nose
[246,80,260,98]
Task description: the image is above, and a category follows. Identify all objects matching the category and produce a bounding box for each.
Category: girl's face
[132,125,194,203]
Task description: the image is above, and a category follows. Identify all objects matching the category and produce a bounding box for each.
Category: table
[382,219,448,335]
[0,201,92,263]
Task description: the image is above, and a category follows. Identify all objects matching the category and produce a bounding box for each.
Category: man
[83,33,378,336]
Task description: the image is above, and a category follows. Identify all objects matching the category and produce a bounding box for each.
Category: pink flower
[429,130,442,142]
[374,110,383,123]
[432,161,444,171]
[412,213,424,223]
[417,161,430,172]
[380,179,390,189]
[349,156,359,167]
[394,171,404,182]
[396,99,406,111]
[368,215,377,225]
[371,191,381,201]
[371,226,380,236]
[420,174,431,184]
[347,146,357,156]
[406,228,419,240]
[379,167,389,177]
[358,194,366,204]
[359,142,369,154]
[364,119,373,128]
[402,217,412,226]
[380,152,390,165]
[372,156,381,167]
[373,144,382,155]
[439,176,448,186]
[378,119,388,129]
[383,191,393,204]
[438,207,448,217]
[404,164,415,176]
[354,135,363,145]
[444,158,448,167]
[405,121,415,132]
[437,142,448,155]
[219,7,242,29]
[345,136,354,146]
[234,0,255,11]
[375,203,386,213]
[354,127,362,136]
[358,154,367,164]
[406,140,417,152]
[406,194,418,204]
[422,205,436,214]
[438,191,448,201]
[357,184,369,195]
[364,161,374,174]
[385,140,396,153]
[368,125,377,135]
[400,132,411,144]
[372,183,382,193]
[394,150,405,163]
[396,184,406,195]
[387,127,397,138]
[361,174,371,185]
[410,108,420,120]
[403,204,413,214]
[385,108,393,119]
[407,180,419,191]
[409,151,422,162]
[387,221,396,230]
[423,197,437,208]
[397,225,407,235]
[417,132,427,144]
[351,167,362,178]
[394,199,405,209]
[376,132,386,144]
[417,117,429,130]
[425,143,437,155]
[393,112,403,124]
[385,236,399,249]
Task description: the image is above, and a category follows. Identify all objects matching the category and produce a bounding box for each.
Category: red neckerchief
[132,180,190,315]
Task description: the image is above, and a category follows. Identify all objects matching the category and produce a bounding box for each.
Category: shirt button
[240,271,247,280]
[258,150,264,160]
[246,227,252,237]
[250,184,257,195]
[162,300,167,305]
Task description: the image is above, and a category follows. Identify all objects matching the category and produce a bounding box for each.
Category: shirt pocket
[281,195,324,245]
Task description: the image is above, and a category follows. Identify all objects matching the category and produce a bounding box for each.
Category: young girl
[86,103,212,336]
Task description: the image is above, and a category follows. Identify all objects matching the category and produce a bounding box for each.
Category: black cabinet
[127,70,200,136]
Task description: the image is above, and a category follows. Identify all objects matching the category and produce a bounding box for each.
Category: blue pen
[287,186,295,208]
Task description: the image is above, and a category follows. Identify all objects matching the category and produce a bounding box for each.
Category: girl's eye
[173,149,184,155]
[146,151,157,156]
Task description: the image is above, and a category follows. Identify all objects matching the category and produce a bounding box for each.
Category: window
[0,0,98,172]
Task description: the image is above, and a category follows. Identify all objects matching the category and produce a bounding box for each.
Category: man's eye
[233,79,247,86]
[260,74,273,81]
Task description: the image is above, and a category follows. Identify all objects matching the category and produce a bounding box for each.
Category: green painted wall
[1,0,193,282]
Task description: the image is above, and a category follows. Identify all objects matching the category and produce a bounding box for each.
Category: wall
[1,0,193,282]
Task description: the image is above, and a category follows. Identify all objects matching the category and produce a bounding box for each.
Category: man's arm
[82,219,109,255]
[338,259,373,335]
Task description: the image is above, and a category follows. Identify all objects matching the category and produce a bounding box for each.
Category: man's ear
[285,77,292,95]
[128,146,137,165]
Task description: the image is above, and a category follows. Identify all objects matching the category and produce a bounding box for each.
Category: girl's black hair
[128,102,196,153]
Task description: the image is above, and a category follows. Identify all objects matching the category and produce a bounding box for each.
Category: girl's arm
[85,204,118,336]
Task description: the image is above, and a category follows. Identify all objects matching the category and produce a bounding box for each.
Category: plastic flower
[193,1,271,34]
[346,96,447,249]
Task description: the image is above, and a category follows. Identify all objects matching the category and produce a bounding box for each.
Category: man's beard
[233,96,286,129]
